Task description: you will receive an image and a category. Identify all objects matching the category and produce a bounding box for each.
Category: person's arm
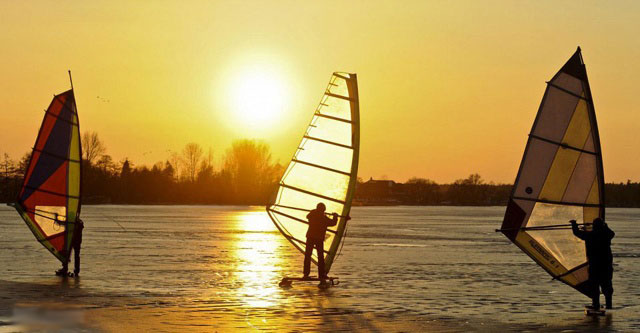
[571,220,587,240]
[327,213,338,227]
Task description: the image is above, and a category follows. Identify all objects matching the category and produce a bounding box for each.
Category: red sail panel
[15,89,81,262]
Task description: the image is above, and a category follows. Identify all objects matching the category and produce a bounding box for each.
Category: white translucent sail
[267,72,360,273]
[501,48,604,296]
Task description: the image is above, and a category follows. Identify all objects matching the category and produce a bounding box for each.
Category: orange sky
[1,1,639,183]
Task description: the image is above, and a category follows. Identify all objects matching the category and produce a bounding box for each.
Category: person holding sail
[303,203,343,280]
[570,218,615,309]
[55,218,84,277]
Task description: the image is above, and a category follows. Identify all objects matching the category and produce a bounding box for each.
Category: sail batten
[528,135,598,155]
[267,72,359,273]
[23,186,81,199]
[291,159,352,176]
[512,196,603,207]
[31,147,82,163]
[547,82,592,101]
[315,113,352,124]
[501,48,603,296]
[267,208,339,233]
[43,111,79,125]
[303,135,354,149]
[280,183,348,204]
[325,92,352,101]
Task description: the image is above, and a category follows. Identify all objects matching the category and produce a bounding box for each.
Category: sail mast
[68,70,74,91]
[577,50,606,220]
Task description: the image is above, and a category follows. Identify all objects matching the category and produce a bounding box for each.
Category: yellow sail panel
[65,96,82,255]
[13,87,83,263]
[586,179,600,205]
[538,149,581,201]
[562,98,591,148]
[267,73,359,274]
[500,48,604,297]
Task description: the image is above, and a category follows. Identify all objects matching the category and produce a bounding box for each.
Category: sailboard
[10,72,82,263]
[499,47,604,296]
[266,72,360,276]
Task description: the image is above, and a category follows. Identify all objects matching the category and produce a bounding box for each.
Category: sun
[228,68,289,130]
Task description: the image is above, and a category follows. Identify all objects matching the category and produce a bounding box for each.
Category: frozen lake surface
[0,205,638,332]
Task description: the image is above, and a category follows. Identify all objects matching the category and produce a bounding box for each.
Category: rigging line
[96,211,134,233]
[528,134,598,156]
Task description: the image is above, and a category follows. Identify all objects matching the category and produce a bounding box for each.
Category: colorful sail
[267,72,360,273]
[13,86,82,263]
[500,47,604,296]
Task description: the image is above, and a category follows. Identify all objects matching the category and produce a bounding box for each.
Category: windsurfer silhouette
[56,219,84,277]
[303,203,340,280]
[570,218,615,309]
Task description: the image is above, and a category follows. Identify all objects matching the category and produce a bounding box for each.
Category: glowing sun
[228,68,289,129]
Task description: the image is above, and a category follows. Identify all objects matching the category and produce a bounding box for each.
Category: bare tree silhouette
[82,131,106,165]
[182,143,203,183]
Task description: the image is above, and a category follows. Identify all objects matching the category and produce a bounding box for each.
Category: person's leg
[588,266,600,308]
[602,267,614,309]
[74,243,81,275]
[56,257,69,275]
[303,240,313,277]
[316,240,325,279]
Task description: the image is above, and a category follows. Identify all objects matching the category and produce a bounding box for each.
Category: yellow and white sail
[501,48,604,296]
[267,73,360,273]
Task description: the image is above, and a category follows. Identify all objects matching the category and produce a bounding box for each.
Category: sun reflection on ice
[233,210,287,308]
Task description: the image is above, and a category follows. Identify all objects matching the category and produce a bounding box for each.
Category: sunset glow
[1,2,638,331]
[1,1,640,183]
[227,68,289,131]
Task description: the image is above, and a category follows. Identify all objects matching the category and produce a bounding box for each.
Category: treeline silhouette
[1,133,283,205]
[355,175,640,207]
[354,175,512,206]
[1,133,640,207]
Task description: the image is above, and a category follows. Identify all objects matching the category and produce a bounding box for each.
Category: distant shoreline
[3,202,640,209]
